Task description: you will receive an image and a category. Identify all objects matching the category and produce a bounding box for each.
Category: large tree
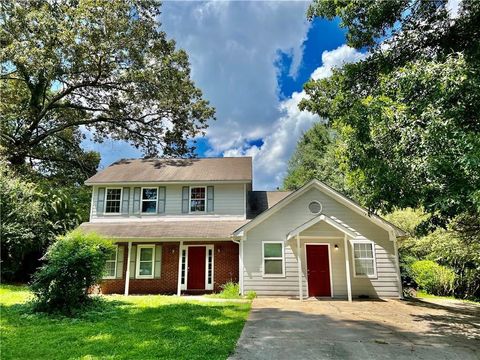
[300,0,480,240]
[0,0,215,176]
[283,122,348,194]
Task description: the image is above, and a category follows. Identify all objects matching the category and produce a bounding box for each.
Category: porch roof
[78,220,249,240]
[285,214,359,241]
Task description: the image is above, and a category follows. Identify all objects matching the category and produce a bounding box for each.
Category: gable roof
[85,157,252,184]
[234,179,406,239]
[247,191,292,219]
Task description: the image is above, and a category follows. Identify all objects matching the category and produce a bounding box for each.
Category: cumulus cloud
[160,1,311,153]
[226,45,365,190]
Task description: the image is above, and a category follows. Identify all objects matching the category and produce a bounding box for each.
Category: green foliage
[302,0,480,242]
[283,123,348,193]
[30,231,115,315]
[245,290,257,300]
[1,285,250,359]
[0,159,90,281]
[410,260,456,296]
[216,282,241,299]
[0,161,44,280]
[0,0,214,177]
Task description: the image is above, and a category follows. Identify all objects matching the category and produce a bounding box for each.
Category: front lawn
[0,285,250,360]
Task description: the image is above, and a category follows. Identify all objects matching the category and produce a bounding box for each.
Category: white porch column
[124,241,132,296]
[296,234,303,301]
[176,241,184,296]
[239,236,245,296]
[344,235,352,302]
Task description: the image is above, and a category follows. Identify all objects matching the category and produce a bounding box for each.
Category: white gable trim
[234,179,405,239]
[286,214,358,242]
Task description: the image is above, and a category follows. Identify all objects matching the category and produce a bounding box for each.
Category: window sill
[135,275,154,280]
[353,274,377,279]
[262,274,286,278]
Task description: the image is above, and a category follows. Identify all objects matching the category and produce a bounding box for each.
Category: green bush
[411,260,456,296]
[30,230,115,315]
[216,282,241,299]
[245,290,257,300]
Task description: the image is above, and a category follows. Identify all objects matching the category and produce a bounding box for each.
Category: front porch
[101,240,239,295]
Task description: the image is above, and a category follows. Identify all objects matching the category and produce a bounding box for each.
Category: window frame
[135,245,155,279]
[141,187,158,214]
[104,187,123,214]
[103,245,118,279]
[189,186,207,213]
[262,241,285,278]
[351,240,377,278]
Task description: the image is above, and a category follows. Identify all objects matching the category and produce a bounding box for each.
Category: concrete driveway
[229,297,479,360]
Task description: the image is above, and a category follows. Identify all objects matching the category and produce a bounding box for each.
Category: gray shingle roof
[247,191,292,219]
[85,157,252,184]
[78,220,249,239]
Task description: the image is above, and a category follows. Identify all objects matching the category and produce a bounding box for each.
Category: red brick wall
[100,241,238,295]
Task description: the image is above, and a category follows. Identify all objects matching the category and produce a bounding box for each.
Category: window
[263,242,284,277]
[105,188,122,213]
[104,246,118,279]
[141,188,158,213]
[136,245,155,279]
[207,247,213,288]
[352,241,377,278]
[180,248,186,285]
[190,187,206,212]
[308,201,322,214]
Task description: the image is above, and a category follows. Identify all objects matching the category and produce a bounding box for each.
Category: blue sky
[82,1,361,189]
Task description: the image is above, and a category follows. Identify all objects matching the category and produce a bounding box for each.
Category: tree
[301,0,480,241]
[283,122,348,194]
[0,0,215,176]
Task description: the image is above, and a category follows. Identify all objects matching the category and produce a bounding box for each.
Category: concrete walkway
[229,297,479,360]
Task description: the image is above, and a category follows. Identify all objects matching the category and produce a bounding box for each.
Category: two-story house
[80,157,405,300]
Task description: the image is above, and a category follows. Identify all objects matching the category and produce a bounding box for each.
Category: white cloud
[311,44,367,80]
[446,0,462,19]
[160,1,311,154]
[223,45,365,190]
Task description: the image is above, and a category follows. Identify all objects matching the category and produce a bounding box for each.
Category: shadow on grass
[1,296,250,360]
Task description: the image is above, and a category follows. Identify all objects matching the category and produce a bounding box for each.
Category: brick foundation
[100,241,238,295]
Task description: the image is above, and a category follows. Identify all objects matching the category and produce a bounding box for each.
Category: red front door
[306,244,331,297]
[187,246,206,290]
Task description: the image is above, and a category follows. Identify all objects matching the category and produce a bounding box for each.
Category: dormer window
[105,188,122,213]
[142,187,158,213]
[190,187,206,212]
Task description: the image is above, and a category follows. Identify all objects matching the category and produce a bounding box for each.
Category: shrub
[410,260,456,296]
[245,290,257,300]
[216,282,241,299]
[30,230,115,314]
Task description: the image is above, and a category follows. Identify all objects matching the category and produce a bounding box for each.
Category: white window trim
[135,245,155,279]
[104,187,123,215]
[189,186,207,214]
[103,245,118,279]
[262,241,285,278]
[351,240,377,278]
[141,187,158,214]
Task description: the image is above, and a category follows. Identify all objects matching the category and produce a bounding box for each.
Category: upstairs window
[142,188,158,213]
[352,241,377,278]
[190,187,206,212]
[105,188,122,213]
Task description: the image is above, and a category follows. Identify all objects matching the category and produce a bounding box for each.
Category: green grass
[0,285,250,360]
[416,290,478,304]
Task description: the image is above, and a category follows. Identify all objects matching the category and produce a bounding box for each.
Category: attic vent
[308,201,322,214]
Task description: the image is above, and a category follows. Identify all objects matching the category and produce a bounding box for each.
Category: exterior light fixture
[334,244,339,250]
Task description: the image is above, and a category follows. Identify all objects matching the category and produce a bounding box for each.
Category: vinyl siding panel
[242,187,400,298]
[90,183,246,218]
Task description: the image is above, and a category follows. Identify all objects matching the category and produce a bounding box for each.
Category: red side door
[187,246,206,290]
[306,244,331,297]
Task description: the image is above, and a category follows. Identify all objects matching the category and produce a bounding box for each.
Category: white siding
[242,188,400,298]
[90,183,246,219]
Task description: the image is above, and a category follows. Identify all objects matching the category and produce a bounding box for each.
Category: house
[79,157,405,301]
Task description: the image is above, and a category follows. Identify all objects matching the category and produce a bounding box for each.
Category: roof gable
[85,157,252,184]
[234,179,406,238]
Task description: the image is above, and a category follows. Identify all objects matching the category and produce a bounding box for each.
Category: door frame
[181,245,214,291]
[304,242,334,298]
